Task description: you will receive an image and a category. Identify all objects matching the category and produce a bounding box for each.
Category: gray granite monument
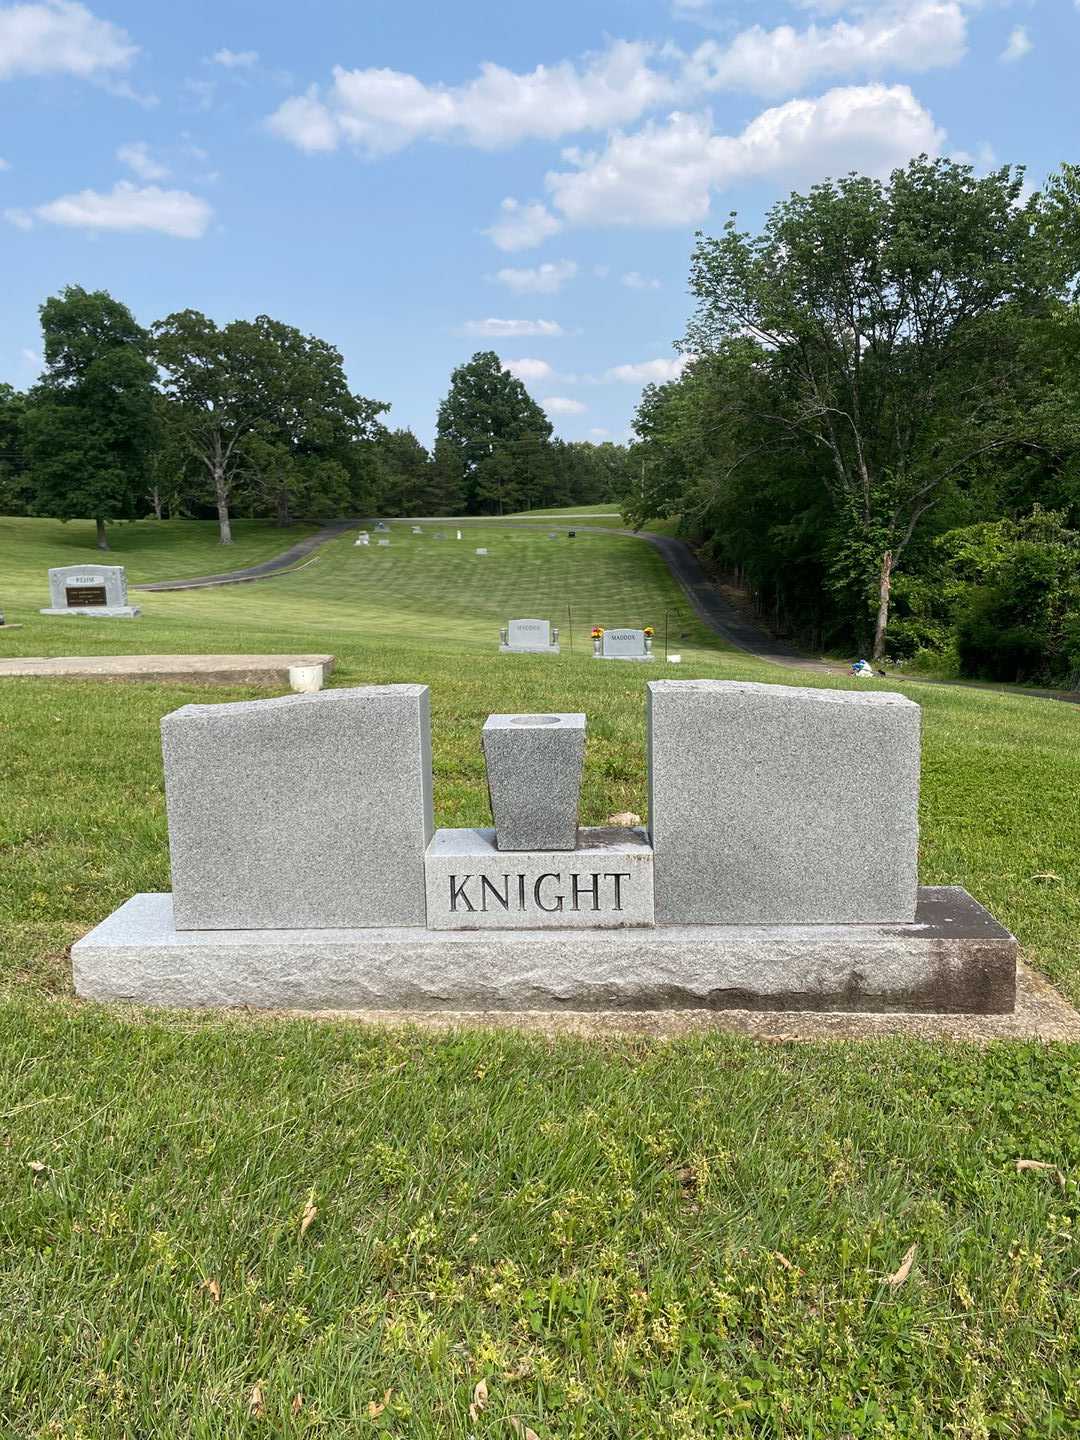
[41,564,139,619]
[648,680,918,925]
[73,680,1018,1017]
[163,685,432,930]
[595,627,653,661]
[499,618,560,655]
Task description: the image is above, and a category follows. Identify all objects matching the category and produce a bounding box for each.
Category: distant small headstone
[595,627,653,662]
[411,526,422,534]
[475,547,488,555]
[355,532,370,547]
[500,618,560,655]
[456,530,463,540]
[377,539,390,547]
[568,530,576,538]
[41,564,139,619]
[374,521,389,532]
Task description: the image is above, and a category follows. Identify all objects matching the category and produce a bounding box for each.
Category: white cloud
[210,47,258,69]
[5,207,33,229]
[266,39,675,156]
[622,270,661,290]
[502,357,556,382]
[266,90,337,150]
[493,259,578,294]
[685,2,966,99]
[34,180,212,238]
[462,318,565,338]
[543,396,587,415]
[484,197,561,252]
[547,84,944,228]
[1000,26,1031,63]
[20,347,40,366]
[0,0,136,81]
[0,157,8,170]
[589,426,611,438]
[116,140,169,181]
[608,357,691,384]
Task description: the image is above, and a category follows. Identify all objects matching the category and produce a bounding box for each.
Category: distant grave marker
[500,618,560,655]
[595,628,653,661]
[41,565,139,619]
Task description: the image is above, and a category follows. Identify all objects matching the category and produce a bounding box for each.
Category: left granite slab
[163,684,433,930]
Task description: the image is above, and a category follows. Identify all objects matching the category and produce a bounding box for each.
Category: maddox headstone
[500,618,560,655]
[597,628,652,661]
[41,565,139,618]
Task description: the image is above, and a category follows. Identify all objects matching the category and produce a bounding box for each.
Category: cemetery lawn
[2,517,1080,1436]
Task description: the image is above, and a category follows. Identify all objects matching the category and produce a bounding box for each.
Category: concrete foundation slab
[39,605,140,618]
[0,654,336,685]
[73,886,1016,1015]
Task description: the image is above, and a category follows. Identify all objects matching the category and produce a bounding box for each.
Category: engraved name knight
[449,869,632,914]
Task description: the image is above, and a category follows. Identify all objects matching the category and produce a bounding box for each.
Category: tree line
[0,294,631,548]
[627,157,1080,685]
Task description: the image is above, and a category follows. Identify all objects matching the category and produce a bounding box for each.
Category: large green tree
[435,352,552,514]
[152,310,385,542]
[684,157,1079,657]
[24,286,157,549]
[0,384,29,514]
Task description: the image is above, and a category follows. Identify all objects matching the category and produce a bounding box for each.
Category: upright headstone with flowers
[593,626,654,660]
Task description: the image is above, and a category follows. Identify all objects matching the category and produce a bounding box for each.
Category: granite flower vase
[482,713,585,851]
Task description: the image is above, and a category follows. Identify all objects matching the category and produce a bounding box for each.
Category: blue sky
[1,0,1077,446]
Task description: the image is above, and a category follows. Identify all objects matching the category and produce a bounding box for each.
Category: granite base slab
[72,887,1016,1015]
[499,644,560,654]
[39,606,140,618]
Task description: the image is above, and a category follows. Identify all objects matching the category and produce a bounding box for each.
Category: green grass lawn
[0,515,322,591]
[2,516,1080,1436]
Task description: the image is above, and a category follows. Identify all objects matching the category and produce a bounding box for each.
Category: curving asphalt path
[133,520,356,592]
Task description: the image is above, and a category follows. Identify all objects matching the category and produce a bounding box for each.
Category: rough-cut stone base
[72,887,1016,1015]
[499,644,560,654]
[39,605,140,618]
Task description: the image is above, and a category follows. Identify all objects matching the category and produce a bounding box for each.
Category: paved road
[133,521,356,592]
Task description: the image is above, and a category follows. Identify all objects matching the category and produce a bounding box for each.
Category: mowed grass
[1,516,1080,1436]
[0,515,322,591]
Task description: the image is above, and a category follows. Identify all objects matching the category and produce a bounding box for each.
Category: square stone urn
[482,713,585,851]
